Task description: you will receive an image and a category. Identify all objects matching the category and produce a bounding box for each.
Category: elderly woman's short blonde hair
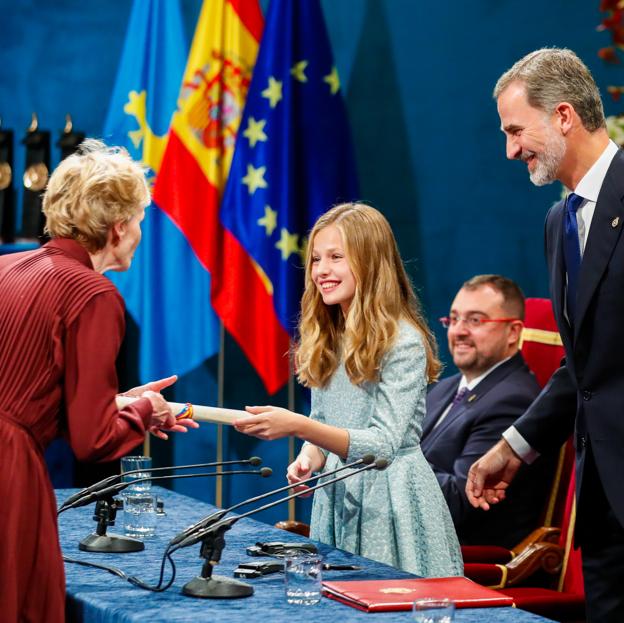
[42,139,150,252]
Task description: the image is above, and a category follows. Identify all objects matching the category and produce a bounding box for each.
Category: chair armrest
[504,541,564,587]
[464,541,564,589]
[510,526,561,555]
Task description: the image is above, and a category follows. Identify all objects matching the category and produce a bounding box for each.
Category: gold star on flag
[275,228,300,260]
[242,164,268,194]
[290,60,308,83]
[261,77,283,108]
[243,117,268,148]
[257,205,278,236]
[323,66,340,95]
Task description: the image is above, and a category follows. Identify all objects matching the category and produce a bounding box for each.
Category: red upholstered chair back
[520,298,565,389]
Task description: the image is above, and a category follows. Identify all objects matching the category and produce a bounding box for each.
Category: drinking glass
[412,598,455,623]
[123,492,157,538]
[121,455,152,493]
[284,552,323,605]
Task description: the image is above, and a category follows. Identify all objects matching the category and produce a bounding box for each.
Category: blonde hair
[43,139,150,252]
[296,203,441,388]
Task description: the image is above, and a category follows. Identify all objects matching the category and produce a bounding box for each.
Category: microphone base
[79,532,145,553]
[182,574,253,599]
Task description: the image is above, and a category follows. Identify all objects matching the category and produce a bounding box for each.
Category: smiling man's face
[497,81,566,186]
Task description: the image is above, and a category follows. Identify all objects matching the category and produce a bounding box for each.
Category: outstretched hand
[233,405,302,440]
[121,375,178,398]
[466,438,523,511]
[120,376,199,440]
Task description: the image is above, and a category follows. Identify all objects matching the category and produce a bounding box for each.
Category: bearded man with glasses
[421,274,554,547]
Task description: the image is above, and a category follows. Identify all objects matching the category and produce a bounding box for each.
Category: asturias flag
[103,0,220,383]
[219,0,359,394]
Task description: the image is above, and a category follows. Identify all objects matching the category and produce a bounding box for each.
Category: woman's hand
[286,454,314,497]
[142,390,199,440]
[121,375,178,398]
[232,405,303,440]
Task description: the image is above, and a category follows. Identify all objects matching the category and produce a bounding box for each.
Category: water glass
[123,492,157,538]
[284,552,323,605]
[413,598,455,623]
[121,455,152,493]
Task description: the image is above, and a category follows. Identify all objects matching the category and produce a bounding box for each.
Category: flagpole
[216,320,225,507]
[288,342,295,521]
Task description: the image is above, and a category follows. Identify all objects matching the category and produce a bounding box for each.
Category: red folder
[322,577,514,612]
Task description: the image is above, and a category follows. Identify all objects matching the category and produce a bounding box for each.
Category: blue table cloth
[57,487,555,622]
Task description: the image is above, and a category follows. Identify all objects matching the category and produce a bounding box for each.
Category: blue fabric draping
[57,488,554,622]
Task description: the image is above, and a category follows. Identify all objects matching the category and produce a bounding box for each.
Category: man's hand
[466,438,524,511]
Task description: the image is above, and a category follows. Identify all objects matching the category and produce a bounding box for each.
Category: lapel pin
[612,217,620,228]
[467,394,477,403]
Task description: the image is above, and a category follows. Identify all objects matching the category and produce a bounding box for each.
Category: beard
[523,129,567,186]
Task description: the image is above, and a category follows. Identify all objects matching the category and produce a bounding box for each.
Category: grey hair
[493,48,606,132]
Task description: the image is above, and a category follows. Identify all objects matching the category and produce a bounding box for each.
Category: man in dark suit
[467,48,624,622]
[423,275,548,548]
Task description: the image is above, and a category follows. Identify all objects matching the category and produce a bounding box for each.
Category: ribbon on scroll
[116,395,251,425]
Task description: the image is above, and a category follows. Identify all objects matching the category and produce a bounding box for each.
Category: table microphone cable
[62,551,177,592]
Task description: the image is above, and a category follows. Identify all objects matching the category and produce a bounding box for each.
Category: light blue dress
[307,321,463,577]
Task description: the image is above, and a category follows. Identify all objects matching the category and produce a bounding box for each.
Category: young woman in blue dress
[234,203,462,576]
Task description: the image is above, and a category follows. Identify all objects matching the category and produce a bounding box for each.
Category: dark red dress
[0,238,152,622]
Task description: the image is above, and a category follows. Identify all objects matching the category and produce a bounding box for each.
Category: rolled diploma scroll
[116,396,251,425]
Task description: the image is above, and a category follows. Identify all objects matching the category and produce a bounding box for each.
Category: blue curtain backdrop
[1,0,622,523]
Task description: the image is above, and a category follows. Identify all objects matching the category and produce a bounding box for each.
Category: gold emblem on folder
[380,587,414,594]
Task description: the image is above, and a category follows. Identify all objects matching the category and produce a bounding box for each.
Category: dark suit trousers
[579,443,624,623]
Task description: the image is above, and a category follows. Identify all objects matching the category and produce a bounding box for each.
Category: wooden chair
[463,438,575,585]
[500,472,585,622]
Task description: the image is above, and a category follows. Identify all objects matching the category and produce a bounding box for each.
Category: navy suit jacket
[423,352,552,547]
[513,149,624,540]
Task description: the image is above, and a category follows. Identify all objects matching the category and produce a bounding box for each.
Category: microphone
[59,456,263,511]
[62,468,273,512]
[176,457,387,599]
[169,454,375,548]
[174,458,388,551]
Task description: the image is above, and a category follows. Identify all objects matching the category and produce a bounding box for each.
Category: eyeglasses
[439,315,521,329]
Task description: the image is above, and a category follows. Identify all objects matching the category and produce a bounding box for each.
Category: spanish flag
[153,0,265,376]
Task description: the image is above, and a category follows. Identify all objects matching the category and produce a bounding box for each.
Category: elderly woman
[0,140,196,622]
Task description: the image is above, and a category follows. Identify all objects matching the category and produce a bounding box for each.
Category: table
[57,487,555,622]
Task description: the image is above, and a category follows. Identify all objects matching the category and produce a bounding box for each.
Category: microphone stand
[59,456,263,512]
[177,459,388,599]
[168,454,376,548]
[75,469,272,554]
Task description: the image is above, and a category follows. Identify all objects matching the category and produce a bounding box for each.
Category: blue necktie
[562,193,584,327]
[451,387,468,407]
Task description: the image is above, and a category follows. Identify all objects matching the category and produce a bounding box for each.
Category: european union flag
[220,0,359,393]
[103,0,220,384]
